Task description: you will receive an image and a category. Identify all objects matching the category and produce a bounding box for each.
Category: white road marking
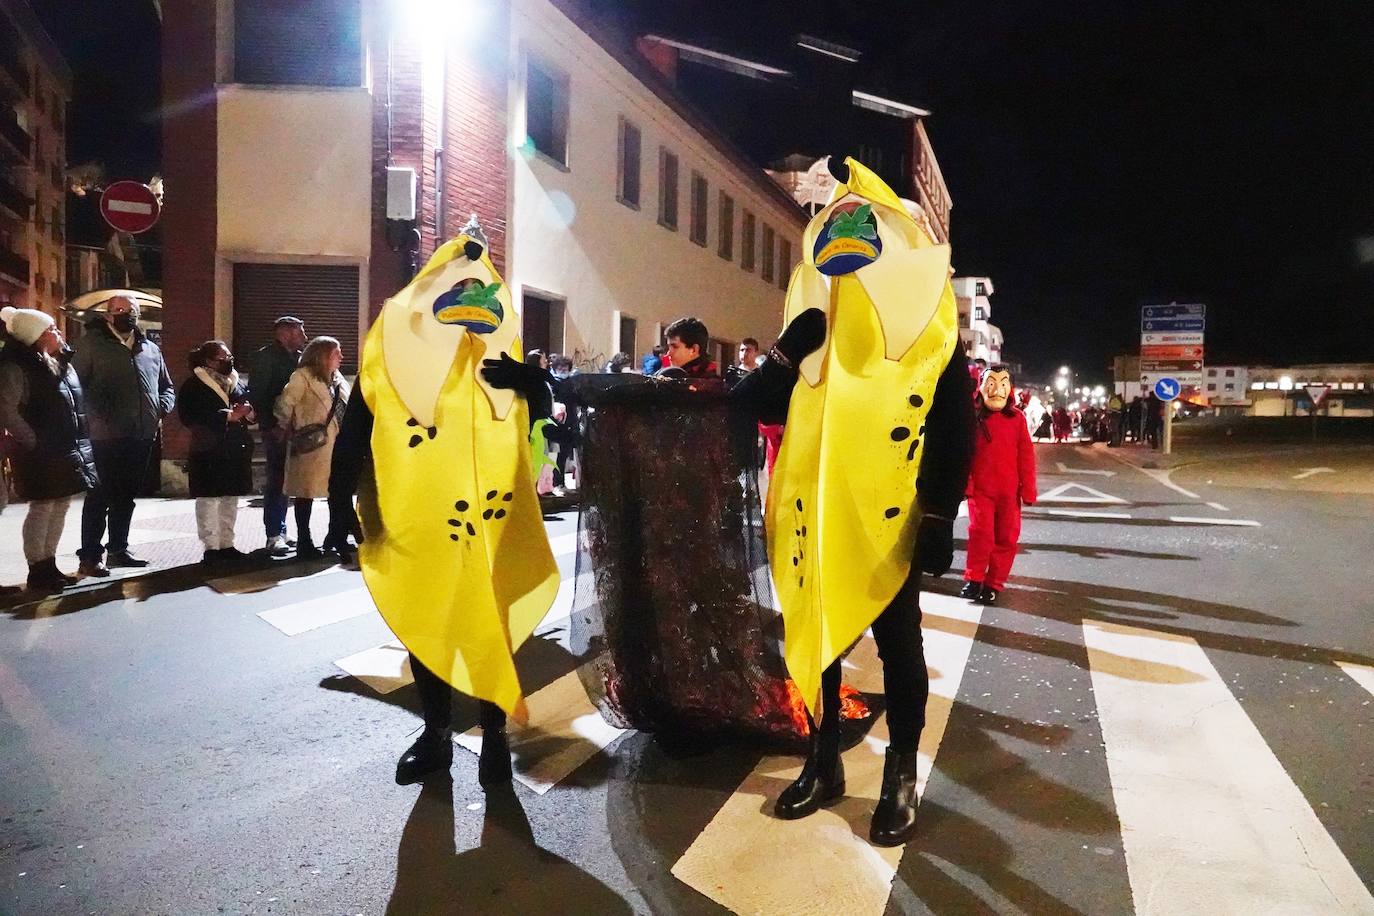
[1336,661,1374,700]
[671,594,984,915]
[1205,501,1229,512]
[1293,467,1335,480]
[1083,622,1374,915]
[257,588,376,636]
[1045,508,1132,519]
[1038,482,1129,505]
[454,670,626,795]
[1168,516,1261,527]
[334,639,411,694]
[1055,461,1116,477]
[1103,452,1202,499]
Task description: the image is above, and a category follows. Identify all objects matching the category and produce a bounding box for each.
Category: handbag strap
[324,384,343,427]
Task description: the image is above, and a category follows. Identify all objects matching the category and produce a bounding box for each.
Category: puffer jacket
[69,318,175,441]
[0,341,99,500]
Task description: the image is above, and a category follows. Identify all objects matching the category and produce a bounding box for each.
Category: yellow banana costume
[356,232,559,723]
[767,158,959,714]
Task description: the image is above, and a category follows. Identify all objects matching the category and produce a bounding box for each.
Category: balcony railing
[0,247,29,284]
[0,171,30,218]
[0,108,31,160]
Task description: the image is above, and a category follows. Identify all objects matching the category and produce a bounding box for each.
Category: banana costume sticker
[357,230,559,723]
[767,158,959,714]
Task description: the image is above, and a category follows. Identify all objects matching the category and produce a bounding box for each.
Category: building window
[525,58,569,167]
[234,0,363,87]
[975,282,987,296]
[522,291,566,356]
[740,211,756,271]
[717,192,734,260]
[1207,383,1217,392]
[760,224,775,284]
[974,306,986,321]
[689,171,708,247]
[658,148,679,230]
[1207,368,1217,377]
[777,238,791,288]
[1224,368,1235,377]
[616,117,640,208]
[618,312,637,359]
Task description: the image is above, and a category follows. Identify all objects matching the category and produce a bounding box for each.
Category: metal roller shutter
[233,0,362,87]
[232,263,360,373]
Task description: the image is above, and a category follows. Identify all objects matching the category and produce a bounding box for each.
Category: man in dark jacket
[70,295,175,577]
[660,316,719,379]
[244,316,306,554]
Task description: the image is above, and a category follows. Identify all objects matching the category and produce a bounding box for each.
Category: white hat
[1,306,55,346]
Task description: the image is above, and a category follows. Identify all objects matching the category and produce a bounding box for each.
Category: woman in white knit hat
[0,306,99,591]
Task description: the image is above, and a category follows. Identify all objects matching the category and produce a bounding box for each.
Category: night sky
[33,0,1374,378]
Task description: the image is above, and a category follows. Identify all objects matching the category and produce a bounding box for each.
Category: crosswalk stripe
[1337,661,1374,700]
[257,588,375,636]
[453,669,626,795]
[1083,621,1374,914]
[334,639,411,694]
[671,593,984,915]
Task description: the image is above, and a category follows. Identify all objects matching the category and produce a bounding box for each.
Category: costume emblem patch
[813,202,882,276]
[433,278,504,334]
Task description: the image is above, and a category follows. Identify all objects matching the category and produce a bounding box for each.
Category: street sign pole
[1164,404,1173,454]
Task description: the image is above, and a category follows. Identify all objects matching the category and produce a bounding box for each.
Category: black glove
[775,308,827,365]
[915,515,954,577]
[481,352,551,398]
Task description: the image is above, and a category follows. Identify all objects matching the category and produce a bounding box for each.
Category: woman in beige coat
[274,336,350,557]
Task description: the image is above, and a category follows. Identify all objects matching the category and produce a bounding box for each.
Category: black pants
[410,654,507,734]
[79,437,154,561]
[817,567,927,754]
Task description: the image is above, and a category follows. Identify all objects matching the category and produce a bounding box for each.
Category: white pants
[23,496,71,564]
[195,497,240,550]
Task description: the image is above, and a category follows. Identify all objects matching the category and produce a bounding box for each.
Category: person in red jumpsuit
[960,365,1037,606]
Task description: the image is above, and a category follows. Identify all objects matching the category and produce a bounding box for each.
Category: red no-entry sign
[100,181,161,234]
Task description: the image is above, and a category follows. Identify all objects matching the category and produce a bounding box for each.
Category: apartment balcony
[0,171,31,219]
[0,107,31,160]
[0,247,29,285]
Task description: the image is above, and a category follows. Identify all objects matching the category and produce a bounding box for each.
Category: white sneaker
[551,486,567,498]
[265,536,290,557]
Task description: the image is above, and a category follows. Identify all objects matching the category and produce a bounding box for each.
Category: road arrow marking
[671,594,983,915]
[1206,502,1229,512]
[1055,462,1116,477]
[1038,482,1129,505]
[1084,622,1374,914]
[1292,467,1335,480]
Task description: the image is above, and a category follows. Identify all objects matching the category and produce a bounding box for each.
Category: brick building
[161,0,806,470]
[0,0,71,320]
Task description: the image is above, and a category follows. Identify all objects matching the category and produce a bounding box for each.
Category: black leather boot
[976,586,999,606]
[869,747,920,846]
[478,727,513,788]
[958,580,982,600]
[774,727,844,819]
[395,728,453,785]
[26,562,64,593]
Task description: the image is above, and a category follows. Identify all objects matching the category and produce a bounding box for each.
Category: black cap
[274,316,305,328]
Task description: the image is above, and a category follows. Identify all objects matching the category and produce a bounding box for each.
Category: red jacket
[967,407,1038,503]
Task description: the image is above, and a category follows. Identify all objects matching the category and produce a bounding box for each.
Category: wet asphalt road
[2,443,1371,915]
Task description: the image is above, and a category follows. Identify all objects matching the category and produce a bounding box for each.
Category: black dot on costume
[906,440,920,461]
[792,556,798,566]
[494,509,506,519]
[801,525,807,536]
[455,500,469,511]
[483,509,494,520]
[466,522,476,536]
[890,426,910,442]
[795,498,803,511]
[448,518,461,527]
[794,529,800,537]
[885,507,901,519]
[406,418,419,427]
[909,394,924,408]
[798,576,804,587]
[486,490,498,500]
[408,434,423,448]
[449,534,459,541]
[502,492,513,502]
[427,426,437,440]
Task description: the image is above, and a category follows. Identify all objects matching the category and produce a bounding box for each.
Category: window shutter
[233,263,360,372]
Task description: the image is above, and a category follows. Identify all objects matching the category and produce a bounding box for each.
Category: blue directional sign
[1154,377,1181,401]
[1141,318,1206,332]
[1142,304,1205,319]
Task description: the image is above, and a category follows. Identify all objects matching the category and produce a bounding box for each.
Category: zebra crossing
[221,523,1374,915]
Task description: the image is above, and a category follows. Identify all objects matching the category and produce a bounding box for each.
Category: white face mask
[981,370,1012,410]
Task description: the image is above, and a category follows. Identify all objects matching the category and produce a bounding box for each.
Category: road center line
[1168,516,1261,527]
[1083,621,1374,914]
[1045,508,1132,519]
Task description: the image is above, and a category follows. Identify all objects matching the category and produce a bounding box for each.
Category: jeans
[79,437,154,561]
[262,432,289,538]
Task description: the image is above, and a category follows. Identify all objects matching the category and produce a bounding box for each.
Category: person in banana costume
[732,157,974,845]
[327,217,560,787]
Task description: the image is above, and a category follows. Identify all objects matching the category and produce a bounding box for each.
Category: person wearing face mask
[178,341,256,567]
[70,295,176,578]
[0,307,99,592]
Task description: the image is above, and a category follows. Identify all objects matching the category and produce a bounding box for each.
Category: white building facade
[951,275,999,363]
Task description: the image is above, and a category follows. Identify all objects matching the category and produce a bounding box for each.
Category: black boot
[295,535,322,560]
[395,728,453,785]
[478,727,513,788]
[40,559,77,586]
[976,586,999,606]
[870,747,920,846]
[26,562,64,593]
[774,726,845,819]
[958,580,982,600]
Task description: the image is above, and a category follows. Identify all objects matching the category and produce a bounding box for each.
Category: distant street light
[1058,366,1070,375]
[1054,377,1068,392]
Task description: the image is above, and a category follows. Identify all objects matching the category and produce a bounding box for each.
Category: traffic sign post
[1153,376,1180,454]
[1141,303,1206,400]
[100,181,161,235]
[1304,386,1331,442]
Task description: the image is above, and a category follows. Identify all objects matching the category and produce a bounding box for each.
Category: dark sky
[32,0,1374,377]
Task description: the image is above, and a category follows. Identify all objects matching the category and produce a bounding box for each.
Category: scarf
[194,366,240,407]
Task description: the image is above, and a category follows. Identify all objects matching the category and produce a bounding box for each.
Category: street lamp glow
[1058,366,1070,375]
[1054,377,1068,392]
[1092,385,1105,397]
